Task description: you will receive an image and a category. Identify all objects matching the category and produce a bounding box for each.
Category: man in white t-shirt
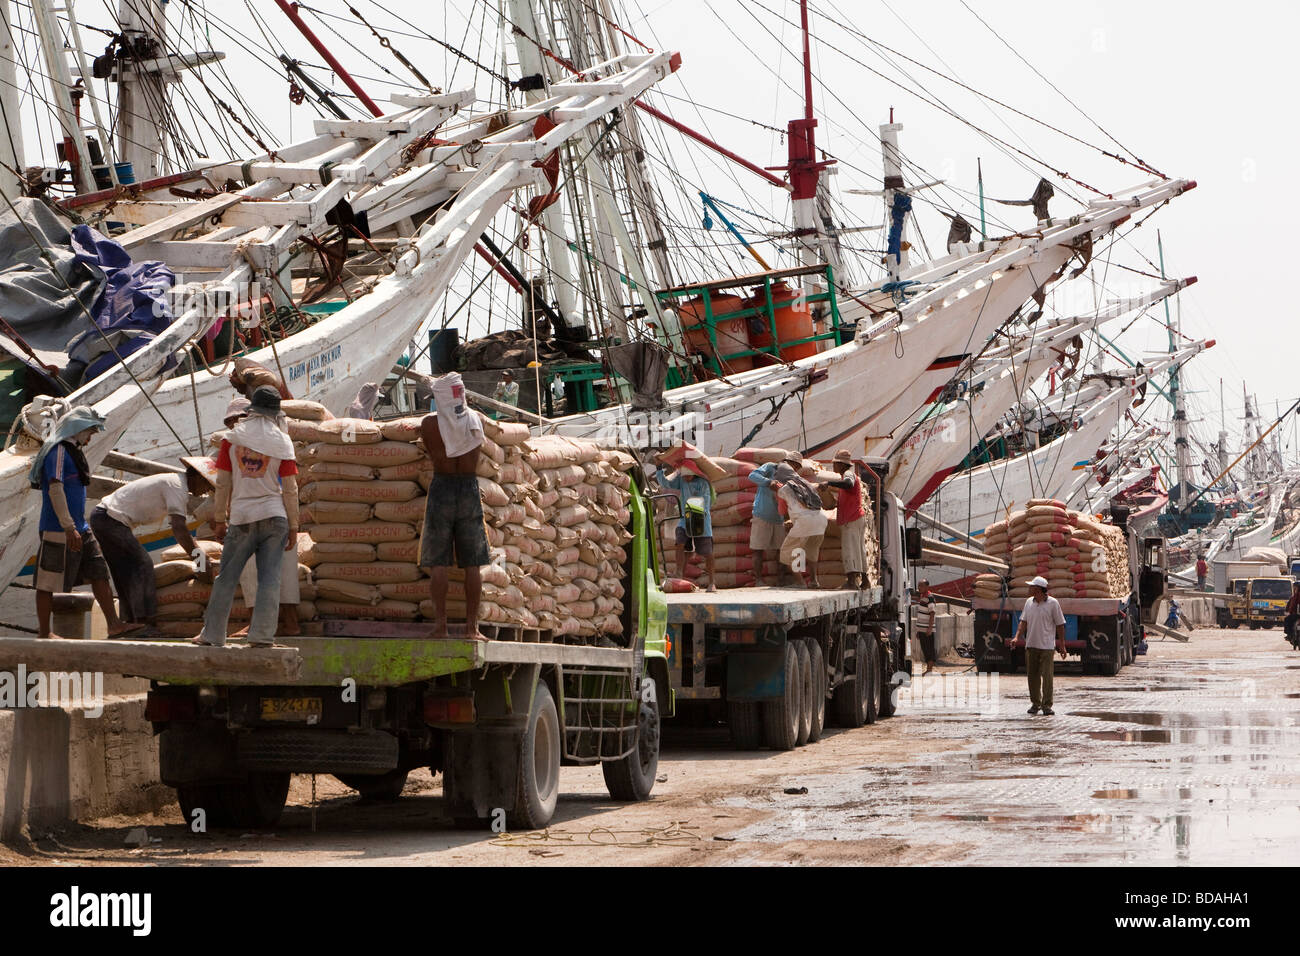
[89,460,216,631]
[1014,576,1067,715]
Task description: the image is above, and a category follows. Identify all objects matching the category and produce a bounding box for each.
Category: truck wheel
[876,639,898,718]
[762,643,801,751]
[217,772,291,829]
[832,635,869,728]
[337,769,408,802]
[862,636,880,725]
[805,640,827,742]
[510,682,561,830]
[728,701,763,750]
[603,692,660,802]
[176,784,231,830]
[794,640,813,747]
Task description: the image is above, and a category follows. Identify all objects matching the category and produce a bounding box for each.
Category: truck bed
[666,585,883,626]
[0,632,634,687]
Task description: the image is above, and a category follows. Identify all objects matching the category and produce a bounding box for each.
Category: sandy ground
[3,624,1298,866]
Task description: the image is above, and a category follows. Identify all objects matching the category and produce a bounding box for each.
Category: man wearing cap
[912,579,938,674]
[655,451,717,591]
[492,369,519,411]
[1014,576,1067,715]
[30,405,141,639]
[193,386,299,647]
[90,457,217,633]
[745,460,786,586]
[822,449,868,589]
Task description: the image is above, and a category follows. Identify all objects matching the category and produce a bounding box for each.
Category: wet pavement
[724,628,1300,864]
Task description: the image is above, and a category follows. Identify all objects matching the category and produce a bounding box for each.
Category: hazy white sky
[12,0,1295,455]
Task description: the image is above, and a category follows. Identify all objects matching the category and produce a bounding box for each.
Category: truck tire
[876,638,898,718]
[862,635,880,725]
[795,640,813,747]
[176,784,231,830]
[603,692,660,801]
[728,701,763,750]
[832,635,869,728]
[510,682,561,830]
[805,640,826,742]
[337,769,408,802]
[762,643,801,751]
[215,772,291,829]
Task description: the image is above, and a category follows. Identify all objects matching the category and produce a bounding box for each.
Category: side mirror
[905,527,923,562]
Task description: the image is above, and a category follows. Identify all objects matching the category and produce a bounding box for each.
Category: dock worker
[90,458,217,635]
[655,451,717,592]
[192,386,299,647]
[344,382,381,420]
[772,461,827,589]
[745,459,786,586]
[30,406,142,639]
[913,579,938,675]
[821,449,868,589]
[492,369,520,410]
[419,372,492,641]
[1014,575,1067,716]
[1196,553,1208,591]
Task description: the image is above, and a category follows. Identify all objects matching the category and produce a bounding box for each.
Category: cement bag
[289,418,383,444]
[309,521,416,544]
[735,446,790,464]
[478,477,510,508]
[154,560,197,588]
[314,561,423,584]
[315,579,382,606]
[306,479,421,504]
[377,460,429,482]
[159,539,223,564]
[316,599,419,620]
[378,580,430,602]
[475,456,501,479]
[157,581,213,605]
[306,461,375,482]
[281,399,332,421]
[482,417,530,446]
[311,440,424,466]
[302,501,372,524]
[496,461,537,485]
[374,497,428,524]
[156,602,204,620]
[301,541,376,567]
[715,490,755,513]
[375,540,420,563]
[297,600,317,621]
[379,416,425,442]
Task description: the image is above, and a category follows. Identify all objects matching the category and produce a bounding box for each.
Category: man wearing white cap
[1014,576,1067,715]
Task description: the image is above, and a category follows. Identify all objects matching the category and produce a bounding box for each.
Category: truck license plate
[260,697,323,723]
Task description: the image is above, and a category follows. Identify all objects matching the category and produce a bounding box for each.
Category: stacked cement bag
[980,498,1131,600]
[658,446,879,590]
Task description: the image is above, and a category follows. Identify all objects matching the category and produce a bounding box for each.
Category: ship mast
[0,0,25,198]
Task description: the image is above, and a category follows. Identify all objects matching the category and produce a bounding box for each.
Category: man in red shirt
[1196,554,1208,591]
[823,449,867,589]
[192,387,299,647]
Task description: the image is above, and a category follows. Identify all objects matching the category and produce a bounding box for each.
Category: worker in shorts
[419,373,491,640]
[822,449,868,588]
[655,452,716,591]
[772,460,827,589]
[30,406,142,639]
[1014,575,1067,715]
[746,460,787,586]
[912,579,938,675]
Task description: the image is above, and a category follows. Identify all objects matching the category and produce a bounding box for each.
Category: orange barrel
[768,279,817,361]
[678,292,753,372]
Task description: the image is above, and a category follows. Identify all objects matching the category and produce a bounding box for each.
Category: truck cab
[1246,576,1291,629]
[1220,578,1249,628]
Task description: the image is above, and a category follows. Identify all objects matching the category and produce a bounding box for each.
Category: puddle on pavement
[1071,709,1298,745]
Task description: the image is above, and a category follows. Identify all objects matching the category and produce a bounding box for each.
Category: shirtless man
[418,373,491,641]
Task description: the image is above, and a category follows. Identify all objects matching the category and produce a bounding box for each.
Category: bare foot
[108,622,146,638]
[429,620,449,640]
[40,632,64,640]
[465,627,489,643]
[231,626,250,640]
